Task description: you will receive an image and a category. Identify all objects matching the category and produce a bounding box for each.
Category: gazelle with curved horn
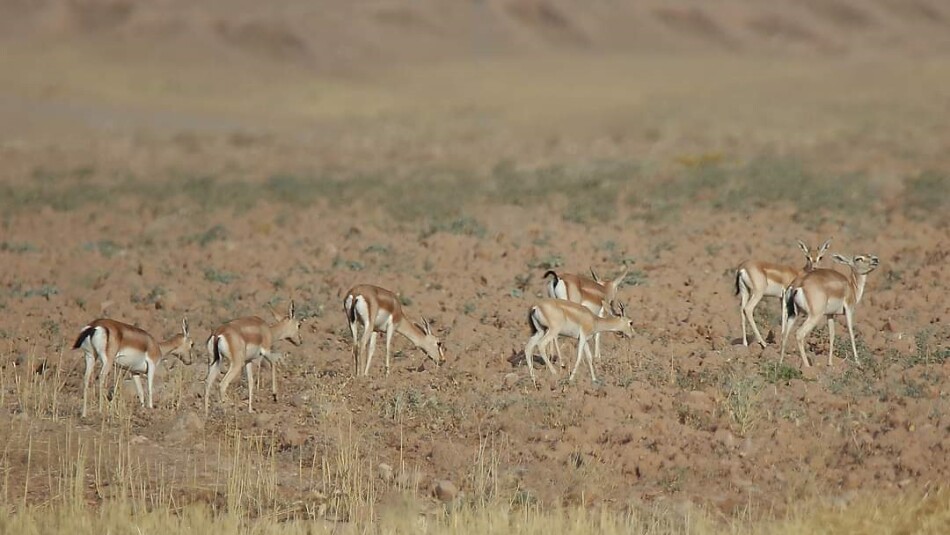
[204,301,302,414]
[72,317,193,417]
[735,239,830,348]
[343,284,446,376]
[543,265,628,361]
[523,299,634,385]
[781,254,879,367]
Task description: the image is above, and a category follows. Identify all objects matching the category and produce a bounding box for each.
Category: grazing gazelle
[781,254,879,367]
[343,284,446,376]
[204,301,302,414]
[543,265,628,361]
[735,239,831,348]
[523,299,634,385]
[72,317,193,417]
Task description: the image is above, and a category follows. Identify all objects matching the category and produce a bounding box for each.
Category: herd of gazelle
[69,239,879,416]
[735,238,880,367]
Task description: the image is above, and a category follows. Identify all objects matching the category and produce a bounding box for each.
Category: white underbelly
[115,353,150,374]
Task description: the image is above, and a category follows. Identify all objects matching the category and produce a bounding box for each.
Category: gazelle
[204,301,302,414]
[523,299,634,385]
[735,239,830,348]
[543,265,628,361]
[343,284,446,376]
[781,254,879,367]
[72,317,193,417]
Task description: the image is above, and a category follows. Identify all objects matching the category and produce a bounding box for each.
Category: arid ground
[0,1,948,531]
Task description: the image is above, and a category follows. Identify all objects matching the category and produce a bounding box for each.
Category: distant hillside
[1,0,948,72]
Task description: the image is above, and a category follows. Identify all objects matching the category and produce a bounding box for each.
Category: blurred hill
[1,0,948,73]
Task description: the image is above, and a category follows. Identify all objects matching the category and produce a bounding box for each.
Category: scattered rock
[279,426,307,448]
[504,372,520,387]
[378,463,394,483]
[165,411,205,443]
[432,479,458,502]
[130,435,149,445]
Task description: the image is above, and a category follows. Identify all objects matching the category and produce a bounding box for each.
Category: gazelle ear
[289,300,296,319]
[618,302,627,317]
[266,304,282,321]
[423,317,433,335]
[819,238,832,254]
[182,317,189,336]
[832,254,851,265]
[797,240,809,254]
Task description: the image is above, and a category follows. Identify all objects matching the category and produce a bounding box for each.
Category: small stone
[432,480,458,502]
[503,373,520,388]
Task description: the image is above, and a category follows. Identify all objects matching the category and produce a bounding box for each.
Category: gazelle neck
[396,320,425,344]
[851,270,869,304]
[159,334,183,357]
[591,315,628,335]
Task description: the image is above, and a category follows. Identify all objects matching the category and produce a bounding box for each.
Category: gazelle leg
[204,359,221,415]
[593,332,602,360]
[795,313,822,368]
[146,361,155,409]
[267,352,280,402]
[384,321,395,376]
[536,331,560,375]
[844,306,860,365]
[98,357,112,410]
[132,375,146,406]
[364,330,378,376]
[569,333,587,382]
[584,338,597,382]
[524,332,542,383]
[218,347,244,406]
[743,291,768,348]
[349,321,360,375]
[359,320,373,376]
[244,360,255,413]
[81,353,95,417]
[827,317,835,367]
[739,283,749,346]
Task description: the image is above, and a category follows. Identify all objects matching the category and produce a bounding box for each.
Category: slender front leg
[593,332,602,361]
[569,333,587,382]
[584,337,597,382]
[844,306,860,365]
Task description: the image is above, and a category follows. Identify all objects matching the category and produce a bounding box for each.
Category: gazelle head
[162,317,194,365]
[270,300,304,346]
[833,254,880,275]
[798,238,832,270]
[608,301,635,338]
[413,317,446,366]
